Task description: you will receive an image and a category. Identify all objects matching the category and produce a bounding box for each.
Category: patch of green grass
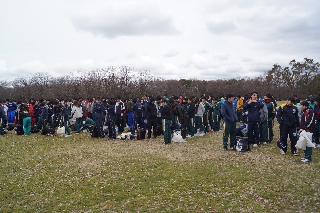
[0,126,319,212]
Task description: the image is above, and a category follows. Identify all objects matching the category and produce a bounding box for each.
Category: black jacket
[277,104,299,128]
[161,105,172,120]
[187,102,195,118]
[145,102,157,119]
[300,108,315,132]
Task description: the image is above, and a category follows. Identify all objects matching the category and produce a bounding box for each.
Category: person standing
[264,93,276,143]
[212,97,222,131]
[276,97,299,155]
[243,92,264,148]
[221,93,238,150]
[60,102,71,137]
[194,98,205,135]
[161,99,172,145]
[259,99,269,145]
[93,98,105,138]
[106,100,116,140]
[36,102,48,130]
[71,100,83,134]
[145,97,158,139]
[299,101,315,162]
[236,95,244,122]
[115,97,126,134]
[6,99,17,126]
[19,104,31,136]
[186,97,196,138]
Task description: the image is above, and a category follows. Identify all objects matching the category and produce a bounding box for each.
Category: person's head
[149,97,155,104]
[265,93,272,99]
[287,96,295,106]
[161,99,167,106]
[225,93,234,103]
[251,92,258,100]
[300,101,309,110]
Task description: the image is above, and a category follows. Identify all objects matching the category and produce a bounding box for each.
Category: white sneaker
[253,144,258,148]
[65,135,71,137]
[301,159,310,163]
[316,144,320,148]
[280,149,286,155]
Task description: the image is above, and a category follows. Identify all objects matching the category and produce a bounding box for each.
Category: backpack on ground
[41,126,55,136]
[137,128,146,140]
[236,136,249,152]
[15,124,24,135]
[90,126,99,138]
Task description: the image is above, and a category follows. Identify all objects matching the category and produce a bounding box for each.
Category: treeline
[0,58,319,101]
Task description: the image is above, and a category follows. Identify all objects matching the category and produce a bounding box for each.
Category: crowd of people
[0,92,319,162]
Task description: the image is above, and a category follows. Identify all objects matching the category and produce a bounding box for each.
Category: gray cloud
[72,8,181,38]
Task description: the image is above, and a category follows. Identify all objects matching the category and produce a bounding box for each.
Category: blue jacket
[221,101,238,124]
[93,102,105,118]
[106,105,116,122]
[7,102,17,112]
[243,101,264,122]
[132,102,143,119]
[40,107,48,120]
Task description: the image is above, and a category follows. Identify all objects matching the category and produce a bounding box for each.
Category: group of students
[222,92,320,163]
[0,95,224,143]
[1,93,320,159]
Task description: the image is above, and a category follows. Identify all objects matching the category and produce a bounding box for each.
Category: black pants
[108,120,116,139]
[280,125,297,153]
[95,116,105,138]
[180,118,187,139]
[247,121,260,144]
[116,115,125,133]
[147,118,157,138]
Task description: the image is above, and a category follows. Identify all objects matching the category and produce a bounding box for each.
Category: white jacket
[195,103,205,116]
[71,105,83,118]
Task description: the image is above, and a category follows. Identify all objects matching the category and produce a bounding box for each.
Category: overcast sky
[1,0,320,82]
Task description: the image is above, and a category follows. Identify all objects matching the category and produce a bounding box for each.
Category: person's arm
[221,105,231,122]
[305,111,314,128]
[276,106,283,124]
[243,101,249,110]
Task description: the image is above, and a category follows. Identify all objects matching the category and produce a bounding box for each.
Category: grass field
[1,120,320,212]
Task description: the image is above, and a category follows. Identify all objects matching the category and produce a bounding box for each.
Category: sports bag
[236,136,249,152]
